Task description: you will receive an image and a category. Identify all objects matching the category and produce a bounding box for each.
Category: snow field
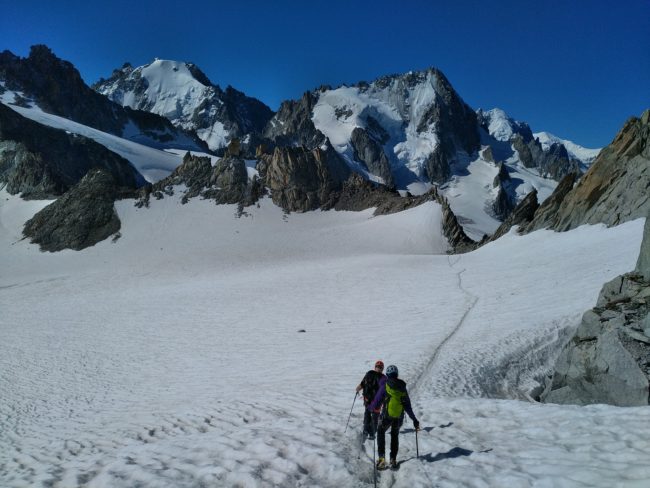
[0,188,648,487]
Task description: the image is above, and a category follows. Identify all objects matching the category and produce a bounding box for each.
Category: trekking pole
[344,392,358,434]
[373,434,377,488]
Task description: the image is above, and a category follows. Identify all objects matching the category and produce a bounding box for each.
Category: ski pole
[415,428,419,459]
[344,392,358,434]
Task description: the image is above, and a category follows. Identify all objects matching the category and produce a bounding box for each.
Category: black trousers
[377,416,403,459]
[363,408,379,436]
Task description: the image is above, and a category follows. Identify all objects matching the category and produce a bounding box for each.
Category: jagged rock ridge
[526,110,650,232]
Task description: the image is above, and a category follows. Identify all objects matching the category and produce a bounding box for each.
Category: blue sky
[1,0,648,148]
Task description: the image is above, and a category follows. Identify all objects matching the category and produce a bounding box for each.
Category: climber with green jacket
[368,364,420,470]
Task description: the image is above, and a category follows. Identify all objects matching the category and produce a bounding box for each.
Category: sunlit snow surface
[0,189,648,487]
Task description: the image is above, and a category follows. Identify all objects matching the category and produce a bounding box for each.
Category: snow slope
[477,108,531,142]
[0,91,205,183]
[0,187,648,487]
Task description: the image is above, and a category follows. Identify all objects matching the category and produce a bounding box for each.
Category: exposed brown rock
[533,110,649,231]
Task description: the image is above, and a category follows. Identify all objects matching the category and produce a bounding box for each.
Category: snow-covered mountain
[93,60,273,151]
[265,68,480,188]
[534,130,601,166]
[0,46,205,152]
[476,108,534,142]
[0,45,628,243]
[262,70,583,238]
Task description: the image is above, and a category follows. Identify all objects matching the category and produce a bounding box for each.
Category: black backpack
[362,370,382,401]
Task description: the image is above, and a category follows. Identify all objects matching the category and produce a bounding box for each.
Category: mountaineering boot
[376,457,387,470]
[390,458,398,469]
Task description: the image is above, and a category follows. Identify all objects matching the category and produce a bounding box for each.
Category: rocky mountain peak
[94,58,273,151]
[267,66,479,188]
[186,62,213,87]
[524,109,649,232]
[0,46,205,150]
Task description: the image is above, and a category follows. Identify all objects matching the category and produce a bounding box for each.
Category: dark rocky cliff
[0,103,143,199]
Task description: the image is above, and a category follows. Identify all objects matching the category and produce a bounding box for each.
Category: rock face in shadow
[636,217,650,281]
[350,127,394,189]
[482,190,539,245]
[23,168,129,251]
[524,172,578,233]
[492,183,515,221]
[511,133,581,181]
[0,103,143,198]
[528,110,650,232]
[263,91,326,149]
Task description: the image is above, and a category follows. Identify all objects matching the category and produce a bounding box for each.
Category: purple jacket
[368,376,417,422]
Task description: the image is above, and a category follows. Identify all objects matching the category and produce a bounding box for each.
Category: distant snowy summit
[534,131,601,166]
[477,107,600,177]
[0,45,205,151]
[264,68,480,189]
[476,108,533,142]
[93,57,599,191]
[93,59,273,151]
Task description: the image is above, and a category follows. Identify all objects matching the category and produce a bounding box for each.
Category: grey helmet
[386,365,398,378]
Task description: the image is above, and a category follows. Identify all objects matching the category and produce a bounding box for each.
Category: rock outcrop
[23,168,129,251]
[512,133,580,181]
[204,155,251,205]
[350,127,394,188]
[541,142,581,181]
[0,103,143,198]
[541,218,650,406]
[483,190,539,244]
[637,217,650,281]
[524,172,578,233]
[492,182,515,221]
[528,110,650,232]
[257,143,350,212]
[263,91,326,149]
[137,151,259,208]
